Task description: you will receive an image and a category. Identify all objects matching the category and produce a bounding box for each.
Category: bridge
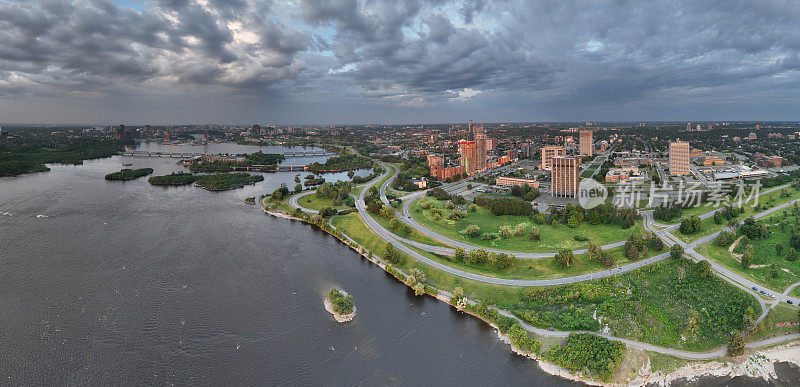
[120,150,337,158]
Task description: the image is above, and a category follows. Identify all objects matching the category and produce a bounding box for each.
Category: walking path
[278,157,800,359]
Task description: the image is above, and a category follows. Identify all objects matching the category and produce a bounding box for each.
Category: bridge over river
[120,150,337,159]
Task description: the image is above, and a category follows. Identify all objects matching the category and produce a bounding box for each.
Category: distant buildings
[473,125,487,172]
[459,140,477,175]
[496,176,540,189]
[579,129,593,156]
[541,145,566,170]
[551,156,581,197]
[605,166,644,182]
[669,140,690,176]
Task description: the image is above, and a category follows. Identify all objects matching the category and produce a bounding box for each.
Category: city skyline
[1,0,800,124]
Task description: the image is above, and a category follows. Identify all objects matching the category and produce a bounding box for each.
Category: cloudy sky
[1,0,799,125]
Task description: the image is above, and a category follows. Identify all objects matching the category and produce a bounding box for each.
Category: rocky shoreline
[324,294,356,323]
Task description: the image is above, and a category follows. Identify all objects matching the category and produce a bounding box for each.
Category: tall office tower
[756,124,761,131]
[468,120,473,134]
[459,140,477,175]
[115,125,125,140]
[687,123,691,131]
[579,129,593,156]
[551,156,582,197]
[708,123,713,131]
[669,140,690,176]
[696,124,702,131]
[540,145,566,170]
[473,125,487,172]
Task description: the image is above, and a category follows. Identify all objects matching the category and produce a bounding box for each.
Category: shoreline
[261,205,800,385]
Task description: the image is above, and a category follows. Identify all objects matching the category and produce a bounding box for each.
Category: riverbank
[260,203,800,385]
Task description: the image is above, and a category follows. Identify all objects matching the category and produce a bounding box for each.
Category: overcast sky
[1,0,799,125]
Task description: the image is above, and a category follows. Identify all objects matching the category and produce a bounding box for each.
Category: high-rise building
[551,156,581,197]
[756,124,761,131]
[459,140,477,175]
[540,145,566,170]
[473,125,487,172]
[579,129,593,156]
[669,140,690,176]
[686,123,691,131]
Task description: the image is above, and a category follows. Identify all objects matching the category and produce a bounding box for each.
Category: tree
[776,243,784,256]
[670,244,684,260]
[743,307,756,334]
[741,245,754,268]
[727,331,745,357]
[529,227,540,241]
[788,247,798,262]
[493,253,515,270]
[567,214,581,228]
[379,205,395,218]
[454,247,466,262]
[598,251,614,267]
[468,249,489,265]
[389,218,399,230]
[465,224,481,237]
[554,249,573,268]
[696,260,712,277]
[679,215,702,234]
[715,231,733,247]
[294,183,302,193]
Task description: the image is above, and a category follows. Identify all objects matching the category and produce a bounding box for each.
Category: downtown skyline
[1,0,800,124]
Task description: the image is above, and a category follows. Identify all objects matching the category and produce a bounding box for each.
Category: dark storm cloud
[0,0,799,122]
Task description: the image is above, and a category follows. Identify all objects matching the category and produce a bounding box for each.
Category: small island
[105,168,154,181]
[148,172,264,191]
[325,288,355,322]
[193,173,264,191]
[148,172,196,186]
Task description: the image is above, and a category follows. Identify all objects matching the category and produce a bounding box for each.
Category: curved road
[280,159,800,359]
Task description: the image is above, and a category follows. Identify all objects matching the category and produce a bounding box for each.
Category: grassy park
[329,211,759,351]
[699,209,800,292]
[409,196,644,252]
[297,194,351,211]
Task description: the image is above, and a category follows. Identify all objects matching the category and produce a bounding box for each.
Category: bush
[554,250,573,268]
[514,224,527,236]
[481,232,497,240]
[465,224,481,237]
[498,225,513,238]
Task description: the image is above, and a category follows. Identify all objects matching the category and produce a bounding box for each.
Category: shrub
[514,224,527,236]
[481,232,498,240]
[554,250,573,268]
[465,224,481,237]
[498,225,513,238]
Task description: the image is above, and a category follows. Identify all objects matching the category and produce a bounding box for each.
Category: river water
[0,143,581,385]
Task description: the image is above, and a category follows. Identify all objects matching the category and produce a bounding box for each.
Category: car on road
[752,286,758,291]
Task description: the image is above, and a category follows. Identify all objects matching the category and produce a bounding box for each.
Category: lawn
[747,303,800,342]
[298,194,352,211]
[698,210,800,292]
[409,196,645,252]
[330,212,760,351]
[674,186,800,243]
[364,210,665,280]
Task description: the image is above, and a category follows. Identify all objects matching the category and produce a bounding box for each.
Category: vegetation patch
[105,168,153,181]
[543,333,625,382]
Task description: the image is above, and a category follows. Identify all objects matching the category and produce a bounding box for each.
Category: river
[0,143,581,385]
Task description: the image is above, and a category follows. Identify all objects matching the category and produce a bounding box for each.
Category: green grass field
[674,186,800,243]
[698,210,800,292]
[409,196,645,252]
[747,303,800,342]
[330,211,759,351]
[662,185,800,225]
[297,194,351,211]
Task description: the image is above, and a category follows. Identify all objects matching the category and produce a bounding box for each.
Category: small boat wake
[36,214,49,218]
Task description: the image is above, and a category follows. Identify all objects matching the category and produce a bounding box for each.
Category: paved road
[282,157,800,359]
[391,178,627,259]
[643,194,800,308]
[349,164,675,286]
[289,190,319,214]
